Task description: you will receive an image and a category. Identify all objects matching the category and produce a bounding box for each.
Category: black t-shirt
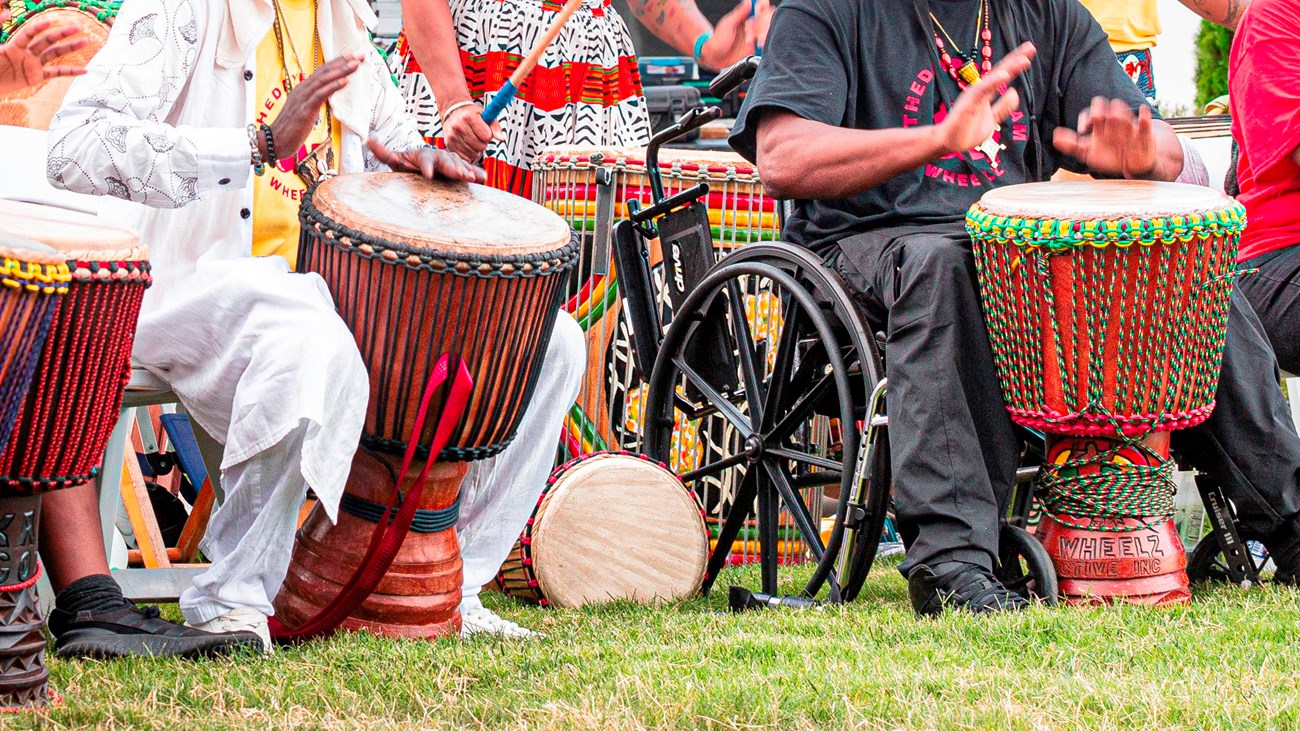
[729,0,1156,252]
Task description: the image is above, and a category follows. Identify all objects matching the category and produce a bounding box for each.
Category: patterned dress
[389,0,652,197]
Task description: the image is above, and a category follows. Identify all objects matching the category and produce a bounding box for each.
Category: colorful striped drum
[968,180,1242,606]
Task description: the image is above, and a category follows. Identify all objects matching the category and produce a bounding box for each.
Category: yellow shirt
[251,0,341,267]
[1078,0,1161,52]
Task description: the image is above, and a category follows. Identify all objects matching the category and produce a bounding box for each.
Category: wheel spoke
[755,466,780,594]
[703,468,758,596]
[762,459,827,562]
[676,357,754,438]
[760,301,803,432]
[727,280,767,427]
[681,452,750,483]
[766,371,834,445]
[767,447,842,473]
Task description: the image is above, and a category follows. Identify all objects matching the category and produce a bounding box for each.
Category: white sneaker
[460,607,542,639]
[187,607,273,653]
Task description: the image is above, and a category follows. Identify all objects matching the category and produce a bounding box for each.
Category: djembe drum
[496,452,708,608]
[968,180,1242,605]
[0,0,118,130]
[273,173,576,639]
[0,202,146,708]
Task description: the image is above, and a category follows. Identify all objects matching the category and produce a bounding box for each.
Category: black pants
[1239,245,1300,374]
[826,222,1300,576]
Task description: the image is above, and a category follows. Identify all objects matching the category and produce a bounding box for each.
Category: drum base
[1036,515,1191,606]
[0,495,47,709]
[274,451,466,640]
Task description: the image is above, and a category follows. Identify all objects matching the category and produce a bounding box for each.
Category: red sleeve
[1230,0,1300,180]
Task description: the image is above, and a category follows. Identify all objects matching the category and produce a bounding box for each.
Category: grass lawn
[16,557,1300,730]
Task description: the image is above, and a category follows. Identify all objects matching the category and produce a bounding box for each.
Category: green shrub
[1194,20,1234,109]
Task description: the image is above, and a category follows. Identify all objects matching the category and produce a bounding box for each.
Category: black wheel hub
[743,434,764,464]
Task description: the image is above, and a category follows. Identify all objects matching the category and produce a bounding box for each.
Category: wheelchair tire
[643,243,888,603]
[1187,527,1271,586]
[996,524,1058,604]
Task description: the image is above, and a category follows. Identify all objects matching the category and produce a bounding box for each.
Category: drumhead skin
[312,173,571,258]
[532,454,708,608]
[0,232,65,268]
[0,200,145,261]
[977,180,1237,220]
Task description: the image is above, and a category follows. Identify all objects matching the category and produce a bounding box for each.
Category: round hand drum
[968,180,1243,606]
[274,173,577,639]
[496,452,709,608]
[0,201,147,709]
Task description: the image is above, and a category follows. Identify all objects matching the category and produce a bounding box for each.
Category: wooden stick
[481,0,586,123]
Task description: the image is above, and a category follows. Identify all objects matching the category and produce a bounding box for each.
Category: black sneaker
[908,561,1031,617]
[49,601,263,660]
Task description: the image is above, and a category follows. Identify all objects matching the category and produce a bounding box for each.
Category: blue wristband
[693,33,712,63]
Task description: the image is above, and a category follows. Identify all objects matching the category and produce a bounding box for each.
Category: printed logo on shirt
[899,67,1030,188]
[256,74,329,202]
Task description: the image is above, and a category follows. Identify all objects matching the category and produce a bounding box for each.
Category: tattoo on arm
[626,0,711,55]
[1181,0,1248,29]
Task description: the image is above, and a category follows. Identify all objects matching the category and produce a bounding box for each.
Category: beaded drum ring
[0,201,150,496]
[968,180,1244,606]
[495,451,709,608]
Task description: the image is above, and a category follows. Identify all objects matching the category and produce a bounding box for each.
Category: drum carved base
[1035,435,1190,606]
[0,495,47,710]
[275,451,466,640]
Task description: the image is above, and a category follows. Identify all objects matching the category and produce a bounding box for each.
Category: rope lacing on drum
[339,492,460,534]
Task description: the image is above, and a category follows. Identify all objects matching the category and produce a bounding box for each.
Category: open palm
[0,17,88,95]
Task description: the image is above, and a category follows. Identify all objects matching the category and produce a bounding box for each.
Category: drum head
[312,173,572,257]
[0,231,65,267]
[0,200,143,260]
[977,180,1236,220]
[0,8,112,131]
[532,454,708,608]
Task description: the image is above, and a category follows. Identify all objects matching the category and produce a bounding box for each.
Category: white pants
[132,259,370,623]
[457,313,585,611]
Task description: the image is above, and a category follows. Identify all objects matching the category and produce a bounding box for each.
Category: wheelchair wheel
[996,524,1058,604]
[643,243,888,602]
[1187,527,1271,586]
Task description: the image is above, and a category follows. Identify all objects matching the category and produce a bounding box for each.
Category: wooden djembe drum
[0,202,148,709]
[272,173,576,639]
[968,181,1243,606]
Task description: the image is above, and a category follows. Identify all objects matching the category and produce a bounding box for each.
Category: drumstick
[481,0,586,123]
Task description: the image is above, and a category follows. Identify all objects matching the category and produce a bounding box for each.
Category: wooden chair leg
[174,480,214,563]
[119,420,171,569]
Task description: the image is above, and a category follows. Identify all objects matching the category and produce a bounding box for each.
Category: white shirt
[46,0,422,311]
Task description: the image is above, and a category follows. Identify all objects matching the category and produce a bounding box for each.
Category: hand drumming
[0,14,90,94]
[441,103,503,163]
[264,54,364,162]
[1052,97,1158,179]
[936,42,1036,157]
[366,138,487,184]
[699,0,773,71]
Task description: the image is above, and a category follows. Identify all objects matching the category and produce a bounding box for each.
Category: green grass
[16,560,1300,730]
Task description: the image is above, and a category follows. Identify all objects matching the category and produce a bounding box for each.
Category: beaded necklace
[930,0,992,90]
[270,0,337,183]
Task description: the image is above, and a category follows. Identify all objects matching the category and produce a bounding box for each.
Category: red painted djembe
[0,202,147,708]
[968,181,1242,606]
[273,173,576,639]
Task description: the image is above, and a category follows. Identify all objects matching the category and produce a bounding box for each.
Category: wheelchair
[612,58,1058,604]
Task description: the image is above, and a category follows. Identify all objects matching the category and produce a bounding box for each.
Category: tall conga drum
[274,173,577,639]
[0,0,118,130]
[0,201,147,708]
[968,181,1242,606]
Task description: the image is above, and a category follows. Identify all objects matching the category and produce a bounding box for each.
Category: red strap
[269,354,473,642]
